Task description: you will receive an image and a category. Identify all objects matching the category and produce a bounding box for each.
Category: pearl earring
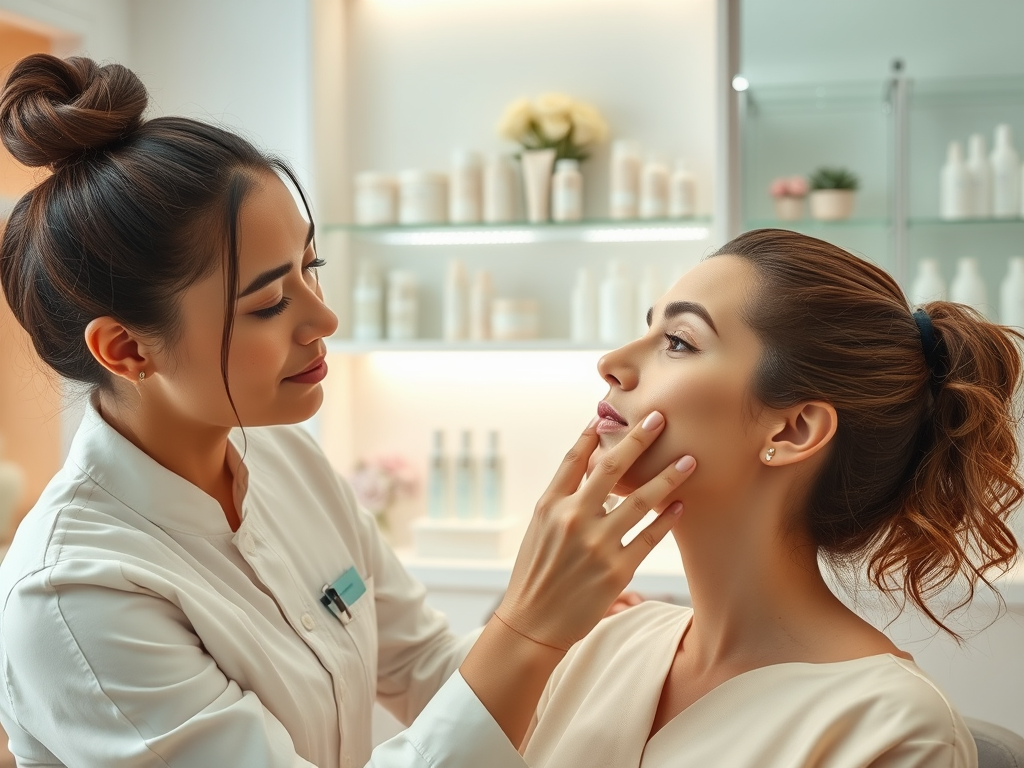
[765,447,776,462]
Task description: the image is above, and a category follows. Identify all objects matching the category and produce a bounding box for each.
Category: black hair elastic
[913,309,946,394]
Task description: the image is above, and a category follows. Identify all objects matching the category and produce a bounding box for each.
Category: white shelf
[326,219,712,246]
[327,338,613,354]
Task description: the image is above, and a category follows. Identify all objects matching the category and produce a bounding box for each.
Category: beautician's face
[592,256,766,504]
[154,173,339,427]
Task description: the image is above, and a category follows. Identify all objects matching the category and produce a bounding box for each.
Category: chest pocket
[340,575,377,692]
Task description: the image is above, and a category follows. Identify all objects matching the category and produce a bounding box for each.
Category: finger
[540,417,600,500]
[623,498,685,565]
[580,411,666,503]
[607,454,696,536]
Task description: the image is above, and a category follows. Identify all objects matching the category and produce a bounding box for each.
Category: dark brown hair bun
[0,53,147,170]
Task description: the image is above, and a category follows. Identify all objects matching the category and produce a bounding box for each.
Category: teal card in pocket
[331,567,366,607]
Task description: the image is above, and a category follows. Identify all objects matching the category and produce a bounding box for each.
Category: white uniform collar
[68,395,246,537]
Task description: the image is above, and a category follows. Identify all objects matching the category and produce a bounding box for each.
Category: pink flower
[769,178,788,198]
[786,176,809,197]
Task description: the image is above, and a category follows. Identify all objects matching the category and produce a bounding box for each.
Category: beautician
[0,54,696,768]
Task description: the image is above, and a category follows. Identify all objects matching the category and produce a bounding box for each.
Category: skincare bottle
[386,270,419,340]
[480,430,504,520]
[636,265,663,337]
[453,430,476,520]
[909,259,947,307]
[443,259,469,341]
[1000,257,1024,328]
[599,260,635,344]
[426,430,450,519]
[950,257,989,317]
[483,153,517,223]
[991,125,1021,218]
[449,149,482,224]
[352,261,384,341]
[967,134,993,219]
[669,160,697,218]
[570,268,598,343]
[940,141,972,220]
[552,159,583,222]
[640,157,670,219]
[610,140,642,219]
[469,270,493,341]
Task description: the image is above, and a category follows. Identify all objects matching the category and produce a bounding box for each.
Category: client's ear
[763,401,837,467]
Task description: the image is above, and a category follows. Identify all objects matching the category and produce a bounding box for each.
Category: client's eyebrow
[646,301,719,335]
[239,222,316,298]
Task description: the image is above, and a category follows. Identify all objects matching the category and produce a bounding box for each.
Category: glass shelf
[327,338,613,354]
[744,218,890,231]
[322,218,712,246]
[908,217,1024,228]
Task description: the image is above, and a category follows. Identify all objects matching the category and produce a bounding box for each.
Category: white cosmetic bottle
[940,141,972,220]
[636,265,663,337]
[1000,257,1024,328]
[426,430,450,519]
[552,158,583,222]
[469,270,493,341]
[351,261,384,341]
[991,124,1021,218]
[909,259,947,307]
[950,257,989,317]
[967,134,993,219]
[639,157,670,219]
[610,140,642,220]
[599,260,635,344]
[453,430,476,520]
[480,430,504,520]
[669,160,697,218]
[570,268,598,343]
[443,259,469,341]
[449,149,482,224]
[386,270,419,340]
[483,153,516,223]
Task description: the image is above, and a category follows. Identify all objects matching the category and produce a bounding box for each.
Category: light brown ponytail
[715,229,1021,637]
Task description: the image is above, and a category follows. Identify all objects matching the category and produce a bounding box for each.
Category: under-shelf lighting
[583,226,710,243]
[379,229,537,246]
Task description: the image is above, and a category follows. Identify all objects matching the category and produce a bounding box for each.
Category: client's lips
[596,401,629,435]
[285,355,328,384]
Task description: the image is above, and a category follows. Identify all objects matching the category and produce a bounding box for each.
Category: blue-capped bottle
[426,430,450,519]
[454,430,477,520]
[480,431,504,520]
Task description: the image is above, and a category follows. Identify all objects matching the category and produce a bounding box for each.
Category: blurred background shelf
[324,217,713,245]
[326,338,612,354]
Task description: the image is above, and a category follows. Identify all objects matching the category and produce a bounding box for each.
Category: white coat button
[244,534,257,555]
[301,613,316,631]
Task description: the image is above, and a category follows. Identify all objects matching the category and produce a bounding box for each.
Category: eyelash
[250,257,326,320]
[665,333,697,353]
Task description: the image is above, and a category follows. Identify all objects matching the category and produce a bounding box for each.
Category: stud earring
[139,371,146,383]
[765,447,776,462]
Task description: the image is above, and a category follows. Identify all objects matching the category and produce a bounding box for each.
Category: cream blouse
[523,601,977,768]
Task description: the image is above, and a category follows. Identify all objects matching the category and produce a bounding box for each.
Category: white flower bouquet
[497,92,609,161]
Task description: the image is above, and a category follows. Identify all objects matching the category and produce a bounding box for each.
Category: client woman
[520,229,1020,766]
[0,55,695,767]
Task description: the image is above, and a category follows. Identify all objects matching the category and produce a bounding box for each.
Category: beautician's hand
[494,410,693,651]
[460,412,695,747]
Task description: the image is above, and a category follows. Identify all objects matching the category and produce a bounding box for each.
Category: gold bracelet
[491,611,570,653]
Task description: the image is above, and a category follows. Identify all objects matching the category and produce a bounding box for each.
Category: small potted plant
[808,167,860,221]
[769,176,808,221]
[497,93,609,222]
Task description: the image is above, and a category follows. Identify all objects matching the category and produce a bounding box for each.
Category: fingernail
[642,411,664,431]
[587,416,599,429]
[675,455,695,472]
[665,501,684,516]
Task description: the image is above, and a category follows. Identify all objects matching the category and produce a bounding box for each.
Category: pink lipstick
[596,401,629,435]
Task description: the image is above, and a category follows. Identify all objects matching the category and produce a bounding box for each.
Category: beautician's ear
[762,401,837,467]
[84,317,154,384]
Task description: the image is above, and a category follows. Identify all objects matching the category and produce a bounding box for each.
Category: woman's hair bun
[0,53,147,170]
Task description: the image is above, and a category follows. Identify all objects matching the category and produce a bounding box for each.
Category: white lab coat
[0,397,526,768]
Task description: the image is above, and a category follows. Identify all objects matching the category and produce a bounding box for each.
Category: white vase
[520,148,556,223]
[773,196,804,221]
[809,189,855,221]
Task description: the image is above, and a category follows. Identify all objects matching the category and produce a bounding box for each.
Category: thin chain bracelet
[491,612,570,653]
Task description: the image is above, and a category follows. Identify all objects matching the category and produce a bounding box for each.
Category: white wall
[129,0,315,191]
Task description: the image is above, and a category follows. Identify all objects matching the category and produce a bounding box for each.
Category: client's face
[592,255,766,504]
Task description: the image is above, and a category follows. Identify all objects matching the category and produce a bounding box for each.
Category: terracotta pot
[809,189,856,221]
[773,196,805,221]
